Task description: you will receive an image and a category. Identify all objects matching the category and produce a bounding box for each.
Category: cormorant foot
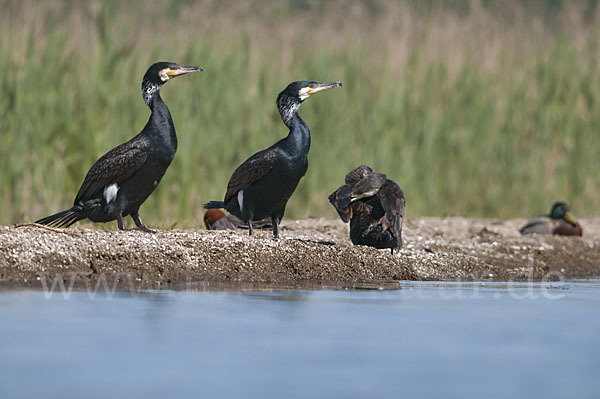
[271,216,280,239]
[134,226,156,234]
[130,212,155,233]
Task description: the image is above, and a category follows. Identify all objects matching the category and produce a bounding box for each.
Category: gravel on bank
[1,217,599,291]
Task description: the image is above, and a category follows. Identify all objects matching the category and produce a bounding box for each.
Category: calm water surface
[1,280,599,398]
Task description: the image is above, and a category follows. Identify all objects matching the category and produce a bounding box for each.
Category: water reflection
[0,280,599,398]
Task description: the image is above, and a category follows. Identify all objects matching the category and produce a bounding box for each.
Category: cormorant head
[142,61,203,106]
[550,201,578,225]
[276,80,342,126]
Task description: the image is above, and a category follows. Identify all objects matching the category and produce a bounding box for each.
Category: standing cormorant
[329,165,405,253]
[205,80,342,238]
[36,62,202,232]
[520,201,583,236]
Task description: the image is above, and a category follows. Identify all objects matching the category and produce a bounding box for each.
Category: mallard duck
[520,201,582,236]
[329,165,405,253]
[203,210,271,231]
[204,210,237,229]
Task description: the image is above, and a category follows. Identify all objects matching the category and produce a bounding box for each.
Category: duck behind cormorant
[204,80,342,238]
[520,201,582,236]
[329,165,405,253]
[36,62,202,232]
[203,209,271,230]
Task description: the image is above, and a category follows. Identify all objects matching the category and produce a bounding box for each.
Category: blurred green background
[1,0,599,228]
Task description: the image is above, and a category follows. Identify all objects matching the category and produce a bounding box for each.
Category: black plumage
[329,165,405,253]
[36,62,202,232]
[205,80,342,238]
[329,165,387,219]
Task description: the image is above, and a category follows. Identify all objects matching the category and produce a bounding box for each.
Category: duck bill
[167,66,204,78]
[308,81,342,95]
[563,212,578,226]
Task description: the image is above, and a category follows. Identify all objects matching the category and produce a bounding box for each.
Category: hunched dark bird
[520,201,582,236]
[36,62,202,232]
[205,80,342,238]
[329,165,405,253]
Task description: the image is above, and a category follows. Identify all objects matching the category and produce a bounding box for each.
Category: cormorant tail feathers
[204,201,225,209]
[36,208,81,228]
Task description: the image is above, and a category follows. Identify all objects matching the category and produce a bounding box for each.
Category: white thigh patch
[237,190,244,212]
[104,183,119,204]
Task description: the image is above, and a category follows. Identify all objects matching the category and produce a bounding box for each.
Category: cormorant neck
[146,90,177,154]
[149,91,171,118]
[285,114,310,155]
[277,96,310,153]
[142,79,163,107]
[277,96,302,129]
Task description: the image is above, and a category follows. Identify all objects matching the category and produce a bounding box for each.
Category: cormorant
[329,165,405,253]
[204,80,342,238]
[36,62,202,232]
[520,201,582,236]
[329,165,387,221]
[203,209,271,231]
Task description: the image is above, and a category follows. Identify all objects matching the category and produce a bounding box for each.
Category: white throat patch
[298,87,311,101]
[159,68,170,82]
[104,184,119,204]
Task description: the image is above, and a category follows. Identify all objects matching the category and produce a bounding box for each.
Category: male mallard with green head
[520,202,582,236]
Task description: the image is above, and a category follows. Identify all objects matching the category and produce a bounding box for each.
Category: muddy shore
[1,217,599,291]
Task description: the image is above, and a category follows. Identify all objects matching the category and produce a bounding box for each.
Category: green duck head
[550,201,578,226]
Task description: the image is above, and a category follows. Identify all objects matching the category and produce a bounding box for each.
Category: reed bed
[1,0,599,227]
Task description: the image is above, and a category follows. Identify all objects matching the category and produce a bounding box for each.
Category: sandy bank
[1,217,599,291]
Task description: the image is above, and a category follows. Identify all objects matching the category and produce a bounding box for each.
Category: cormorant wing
[328,184,354,222]
[224,149,278,204]
[329,172,388,224]
[377,180,405,240]
[75,141,148,202]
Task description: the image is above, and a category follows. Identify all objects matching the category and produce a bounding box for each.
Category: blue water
[1,280,599,398]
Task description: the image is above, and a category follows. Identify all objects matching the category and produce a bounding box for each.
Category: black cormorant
[520,201,582,236]
[36,62,202,232]
[329,165,405,253]
[204,80,342,238]
[329,165,387,221]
